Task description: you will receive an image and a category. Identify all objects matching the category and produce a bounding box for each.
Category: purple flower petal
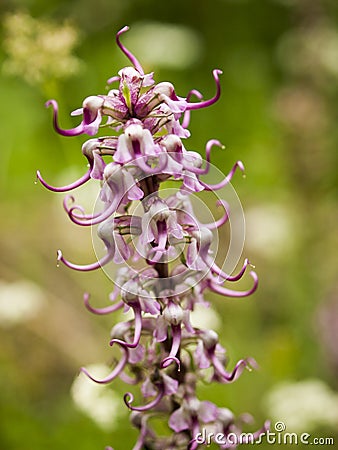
[169,406,191,433]
[141,378,157,398]
[198,400,219,423]
[162,374,179,396]
[154,315,168,342]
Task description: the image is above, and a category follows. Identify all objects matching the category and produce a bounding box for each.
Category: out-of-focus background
[0,0,337,449]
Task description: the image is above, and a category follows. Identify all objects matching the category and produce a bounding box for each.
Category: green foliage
[1,0,337,448]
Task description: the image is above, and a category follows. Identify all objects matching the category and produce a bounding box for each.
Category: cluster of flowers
[39,26,267,449]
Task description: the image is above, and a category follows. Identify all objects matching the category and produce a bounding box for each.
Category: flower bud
[163,301,184,325]
[103,162,121,181]
[121,279,140,306]
[82,96,104,123]
[202,330,219,349]
[118,66,141,80]
[97,221,115,249]
[83,95,104,111]
[81,139,99,158]
[153,82,175,98]
[186,397,200,415]
[125,123,145,141]
[185,150,203,168]
[150,199,171,222]
[217,407,234,426]
[162,134,182,153]
[190,228,213,248]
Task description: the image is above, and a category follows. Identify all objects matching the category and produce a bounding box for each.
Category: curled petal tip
[107,75,120,85]
[56,248,113,272]
[83,292,123,315]
[243,270,259,295]
[216,199,229,209]
[45,99,55,108]
[117,25,130,35]
[124,388,164,411]
[250,270,258,283]
[80,349,127,383]
[209,268,258,297]
[116,25,143,74]
[64,194,75,205]
[186,68,222,111]
[124,392,134,410]
[35,170,41,186]
[238,161,245,172]
[45,98,88,137]
[161,356,181,371]
[56,249,62,267]
[37,168,91,193]
[247,357,259,371]
[201,160,246,191]
[243,257,256,270]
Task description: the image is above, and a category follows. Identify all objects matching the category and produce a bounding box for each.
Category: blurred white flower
[0,279,45,327]
[245,203,294,259]
[190,303,221,330]
[122,21,203,69]
[71,363,125,431]
[265,379,338,432]
[2,11,82,85]
[277,21,338,84]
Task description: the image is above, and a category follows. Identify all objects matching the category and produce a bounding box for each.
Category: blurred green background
[0,0,337,449]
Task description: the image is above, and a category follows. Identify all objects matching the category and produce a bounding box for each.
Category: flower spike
[42,26,267,450]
